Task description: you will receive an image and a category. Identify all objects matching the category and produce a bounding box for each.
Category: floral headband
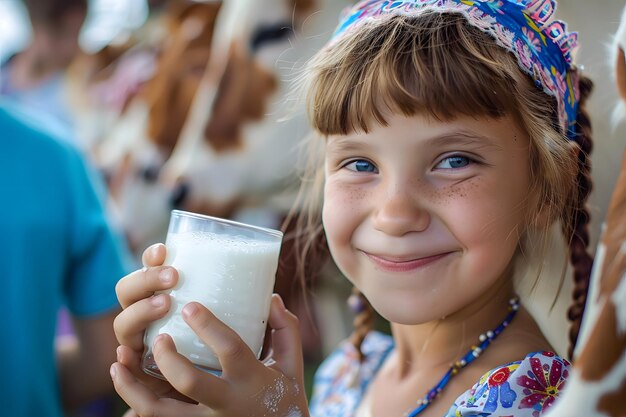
[331,0,580,140]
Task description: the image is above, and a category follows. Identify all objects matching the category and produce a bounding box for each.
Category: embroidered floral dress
[310,332,570,417]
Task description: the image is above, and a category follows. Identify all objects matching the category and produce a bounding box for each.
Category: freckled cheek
[322,182,370,260]
[441,179,525,245]
[439,193,520,281]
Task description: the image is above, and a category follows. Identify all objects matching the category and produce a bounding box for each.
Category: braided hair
[566,75,595,359]
[347,287,375,362]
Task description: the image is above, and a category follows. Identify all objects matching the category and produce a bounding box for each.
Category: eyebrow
[325,138,371,153]
[424,131,505,151]
[327,130,505,152]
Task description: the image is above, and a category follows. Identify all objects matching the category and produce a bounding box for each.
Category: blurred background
[1,1,355,415]
[0,0,149,60]
[1,0,625,416]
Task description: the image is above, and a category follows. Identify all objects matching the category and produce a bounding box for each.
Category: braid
[566,75,595,359]
[347,287,375,362]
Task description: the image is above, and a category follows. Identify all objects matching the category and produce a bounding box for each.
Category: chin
[368,295,444,325]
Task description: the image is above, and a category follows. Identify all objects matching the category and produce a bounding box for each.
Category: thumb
[268,294,304,381]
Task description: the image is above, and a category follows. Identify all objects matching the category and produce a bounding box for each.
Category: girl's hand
[111,243,309,416]
[113,243,190,401]
[112,295,309,416]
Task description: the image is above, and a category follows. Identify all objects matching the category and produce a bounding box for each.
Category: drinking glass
[142,210,283,377]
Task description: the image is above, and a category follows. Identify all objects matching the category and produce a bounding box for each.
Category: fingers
[116,265,178,309]
[181,302,259,379]
[267,294,304,381]
[114,293,172,349]
[122,409,138,417]
[152,333,230,408]
[117,345,142,371]
[111,362,207,417]
[117,344,198,402]
[117,344,157,384]
[142,243,167,267]
[111,362,159,413]
[116,243,174,309]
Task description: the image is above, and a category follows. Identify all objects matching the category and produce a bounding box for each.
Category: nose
[372,183,430,236]
[170,180,190,209]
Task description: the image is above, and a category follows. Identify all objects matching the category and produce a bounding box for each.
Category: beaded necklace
[405,297,520,417]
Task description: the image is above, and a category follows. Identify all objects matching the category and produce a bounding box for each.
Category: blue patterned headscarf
[331,0,580,140]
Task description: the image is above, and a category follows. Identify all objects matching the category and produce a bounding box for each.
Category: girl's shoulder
[310,331,394,416]
[446,351,571,417]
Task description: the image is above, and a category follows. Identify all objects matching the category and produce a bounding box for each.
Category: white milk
[144,230,281,371]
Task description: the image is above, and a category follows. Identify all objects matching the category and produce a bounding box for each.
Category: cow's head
[101,0,322,255]
[142,0,222,156]
[156,0,322,220]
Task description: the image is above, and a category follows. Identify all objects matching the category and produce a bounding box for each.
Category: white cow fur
[545,272,626,417]
[162,0,349,228]
[96,0,351,255]
[546,6,626,415]
[613,252,626,334]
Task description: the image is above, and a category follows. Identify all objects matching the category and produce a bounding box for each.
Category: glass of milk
[142,210,283,378]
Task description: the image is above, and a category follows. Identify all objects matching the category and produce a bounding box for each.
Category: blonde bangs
[306,12,533,135]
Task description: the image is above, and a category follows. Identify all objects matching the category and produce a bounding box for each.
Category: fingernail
[151,244,163,258]
[110,364,117,379]
[151,294,165,307]
[182,302,199,319]
[159,268,173,284]
[154,333,166,349]
[116,346,122,361]
[275,294,286,309]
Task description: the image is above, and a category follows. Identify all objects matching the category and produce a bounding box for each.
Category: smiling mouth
[362,251,452,272]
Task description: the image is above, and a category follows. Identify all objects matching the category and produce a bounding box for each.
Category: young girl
[109,0,595,416]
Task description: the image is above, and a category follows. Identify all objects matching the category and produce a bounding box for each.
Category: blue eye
[344,160,378,173]
[436,156,471,169]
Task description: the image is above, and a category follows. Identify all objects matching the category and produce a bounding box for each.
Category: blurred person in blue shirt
[0,99,130,416]
[0,0,87,143]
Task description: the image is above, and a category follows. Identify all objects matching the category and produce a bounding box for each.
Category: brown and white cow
[91,0,222,255]
[93,0,342,258]
[545,6,626,416]
[158,0,341,229]
[93,0,348,359]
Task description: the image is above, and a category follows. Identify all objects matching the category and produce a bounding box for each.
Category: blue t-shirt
[0,101,130,417]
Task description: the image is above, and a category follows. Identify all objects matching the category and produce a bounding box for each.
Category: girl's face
[322,113,533,324]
